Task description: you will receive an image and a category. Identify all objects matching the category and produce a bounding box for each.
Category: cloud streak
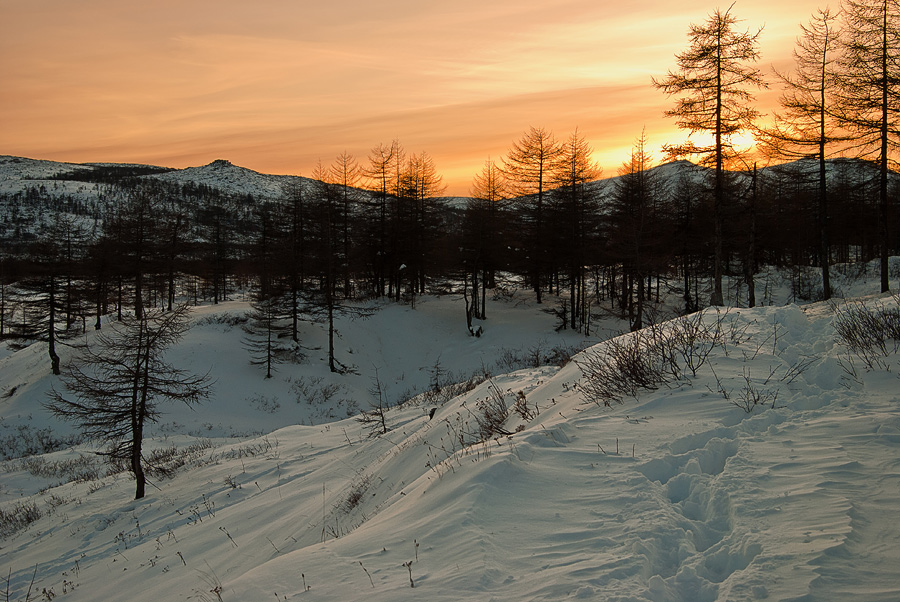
[1,0,824,194]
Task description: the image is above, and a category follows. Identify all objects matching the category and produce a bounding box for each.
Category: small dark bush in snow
[0,500,42,538]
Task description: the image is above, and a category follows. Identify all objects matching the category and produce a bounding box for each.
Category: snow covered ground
[2,267,900,601]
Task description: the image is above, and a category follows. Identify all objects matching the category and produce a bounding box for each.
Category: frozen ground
[1,265,899,601]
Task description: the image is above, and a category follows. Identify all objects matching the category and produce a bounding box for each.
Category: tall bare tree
[654,6,766,305]
[609,131,666,330]
[836,0,900,292]
[364,141,399,296]
[280,178,306,342]
[46,305,209,500]
[330,151,362,296]
[399,150,446,301]
[502,127,561,303]
[552,129,601,331]
[760,8,845,299]
[465,158,508,326]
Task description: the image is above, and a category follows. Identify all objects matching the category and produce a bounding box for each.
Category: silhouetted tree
[609,132,666,330]
[465,157,508,327]
[364,141,399,296]
[304,161,375,372]
[330,152,362,296]
[243,204,291,378]
[280,178,307,342]
[502,127,561,303]
[835,0,900,291]
[552,129,601,331]
[760,8,845,299]
[654,6,766,305]
[46,305,209,500]
[397,151,446,302]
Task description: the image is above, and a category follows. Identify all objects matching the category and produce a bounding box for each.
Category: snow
[2,266,900,601]
[151,159,305,200]
[0,156,92,182]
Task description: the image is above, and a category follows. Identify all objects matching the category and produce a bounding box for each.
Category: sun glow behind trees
[2,0,824,195]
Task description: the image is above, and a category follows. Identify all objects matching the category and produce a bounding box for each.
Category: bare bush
[0,424,82,461]
[474,395,510,441]
[290,376,347,406]
[193,313,248,328]
[341,473,372,514]
[733,368,779,413]
[512,390,537,421]
[577,309,729,406]
[493,342,583,373]
[576,329,672,406]
[666,310,726,377]
[471,381,514,441]
[143,440,216,479]
[16,454,106,484]
[833,295,900,369]
[247,393,281,413]
[0,500,42,538]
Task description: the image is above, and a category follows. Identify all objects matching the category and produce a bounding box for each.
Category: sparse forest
[4,4,900,599]
[0,2,898,375]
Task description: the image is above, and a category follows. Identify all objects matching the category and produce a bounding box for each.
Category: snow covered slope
[2,287,899,601]
[151,159,304,199]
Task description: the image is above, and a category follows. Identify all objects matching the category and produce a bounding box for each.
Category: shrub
[833,294,900,369]
[0,501,42,538]
[473,382,512,441]
[16,454,106,484]
[576,309,729,406]
[0,424,82,461]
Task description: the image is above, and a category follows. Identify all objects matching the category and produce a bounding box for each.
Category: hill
[2,264,900,600]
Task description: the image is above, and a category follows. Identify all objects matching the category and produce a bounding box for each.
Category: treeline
[1,0,898,378]
[0,137,896,371]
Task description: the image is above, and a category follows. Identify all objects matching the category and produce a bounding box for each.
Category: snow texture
[2,267,900,601]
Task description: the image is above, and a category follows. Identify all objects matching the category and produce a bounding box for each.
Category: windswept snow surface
[2,289,900,601]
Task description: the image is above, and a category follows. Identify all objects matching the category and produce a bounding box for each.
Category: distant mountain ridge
[1,154,895,210]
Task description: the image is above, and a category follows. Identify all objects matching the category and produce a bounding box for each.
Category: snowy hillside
[0,156,306,204]
[0,156,93,182]
[2,267,900,601]
[152,159,305,200]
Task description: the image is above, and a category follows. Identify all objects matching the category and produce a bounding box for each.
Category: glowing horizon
[2,1,825,195]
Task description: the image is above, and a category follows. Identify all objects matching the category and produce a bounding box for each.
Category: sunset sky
[2,0,827,195]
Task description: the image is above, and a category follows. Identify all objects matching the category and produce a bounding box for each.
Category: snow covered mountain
[1,153,893,228]
[0,155,308,202]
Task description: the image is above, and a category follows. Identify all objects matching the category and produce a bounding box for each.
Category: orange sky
[2,0,827,195]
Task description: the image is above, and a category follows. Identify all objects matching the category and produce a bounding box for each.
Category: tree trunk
[49,275,61,375]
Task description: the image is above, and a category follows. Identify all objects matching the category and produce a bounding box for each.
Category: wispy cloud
[1,0,824,193]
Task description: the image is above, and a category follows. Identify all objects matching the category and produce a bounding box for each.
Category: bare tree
[552,129,601,331]
[364,141,399,296]
[502,127,561,303]
[243,204,292,379]
[760,8,846,300]
[465,157,508,326]
[653,6,766,305]
[609,131,666,330]
[357,366,389,437]
[46,305,210,500]
[835,0,900,292]
[280,178,306,343]
[330,151,362,296]
[398,150,446,301]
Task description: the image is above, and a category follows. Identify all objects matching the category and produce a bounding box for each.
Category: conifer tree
[654,6,766,305]
[46,305,209,500]
[502,127,561,303]
[760,8,845,300]
[835,0,900,292]
[552,129,601,331]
